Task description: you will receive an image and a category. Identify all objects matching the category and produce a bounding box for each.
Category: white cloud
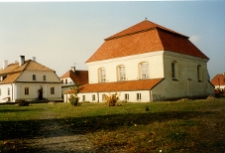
[189,35,200,43]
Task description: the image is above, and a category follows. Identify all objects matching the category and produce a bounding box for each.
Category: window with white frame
[82,95,85,101]
[117,65,126,81]
[137,93,141,100]
[43,75,46,81]
[25,87,29,95]
[125,94,129,101]
[8,88,10,95]
[139,62,149,79]
[50,87,55,94]
[32,74,36,81]
[98,68,106,83]
[102,94,105,101]
[92,95,95,101]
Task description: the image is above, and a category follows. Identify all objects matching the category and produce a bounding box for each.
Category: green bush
[16,99,29,106]
[69,95,79,106]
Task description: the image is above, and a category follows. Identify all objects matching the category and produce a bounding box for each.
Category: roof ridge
[105,20,188,41]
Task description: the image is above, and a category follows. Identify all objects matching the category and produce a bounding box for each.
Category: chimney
[3,60,8,69]
[71,66,76,72]
[33,57,36,62]
[19,55,25,66]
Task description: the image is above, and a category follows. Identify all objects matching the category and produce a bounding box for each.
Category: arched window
[65,79,68,84]
[117,65,126,81]
[197,65,202,82]
[139,62,149,79]
[171,61,178,80]
[98,67,106,83]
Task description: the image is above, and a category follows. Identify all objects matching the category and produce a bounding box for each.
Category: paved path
[23,111,96,153]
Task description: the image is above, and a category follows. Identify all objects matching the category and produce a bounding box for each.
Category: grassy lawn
[0,98,225,153]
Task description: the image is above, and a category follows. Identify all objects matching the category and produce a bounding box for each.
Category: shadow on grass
[0,108,45,113]
[0,110,210,140]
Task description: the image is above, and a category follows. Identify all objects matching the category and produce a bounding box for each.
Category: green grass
[1,98,225,153]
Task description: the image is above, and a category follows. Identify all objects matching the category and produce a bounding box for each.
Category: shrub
[16,99,29,106]
[69,95,79,106]
[103,92,120,106]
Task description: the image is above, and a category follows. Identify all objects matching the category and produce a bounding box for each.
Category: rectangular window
[92,95,95,101]
[125,94,129,101]
[118,66,126,81]
[137,93,141,100]
[102,94,105,101]
[141,63,149,79]
[100,69,106,82]
[32,74,36,81]
[50,87,55,94]
[25,87,29,95]
[0,89,1,96]
[83,95,85,101]
[43,75,46,81]
[197,65,202,82]
[8,88,10,95]
[171,63,176,79]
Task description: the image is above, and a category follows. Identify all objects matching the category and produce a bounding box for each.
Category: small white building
[60,66,88,102]
[0,56,62,103]
[211,73,225,91]
[67,20,215,102]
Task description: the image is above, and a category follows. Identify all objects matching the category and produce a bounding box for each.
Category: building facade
[61,66,88,102]
[68,20,215,102]
[0,56,62,103]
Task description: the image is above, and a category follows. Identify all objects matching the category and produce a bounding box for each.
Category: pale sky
[0,1,224,80]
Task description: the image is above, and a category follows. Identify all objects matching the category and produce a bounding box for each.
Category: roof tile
[211,74,225,86]
[86,20,208,63]
[79,78,164,93]
[60,70,88,85]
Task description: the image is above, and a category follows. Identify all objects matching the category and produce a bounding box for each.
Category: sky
[0,1,224,80]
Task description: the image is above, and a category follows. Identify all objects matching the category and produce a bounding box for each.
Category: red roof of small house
[78,78,164,93]
[60,70,88,86]
[86,20,208,63]
[211,73,225,86]
[64,89,76,94]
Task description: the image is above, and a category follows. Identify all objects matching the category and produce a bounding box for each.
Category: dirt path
[22,110,96,153]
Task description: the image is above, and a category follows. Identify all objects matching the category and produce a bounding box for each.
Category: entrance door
[38,87,43,100]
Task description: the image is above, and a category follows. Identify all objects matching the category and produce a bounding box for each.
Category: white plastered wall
[87,51,164,84]
[151,51,214,101]
[77,90,151,103]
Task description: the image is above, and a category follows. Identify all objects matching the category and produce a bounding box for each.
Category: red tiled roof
[64,89,76,94]
[79,78,164,93]
[60,70,88,85]
[86,20,208,63]
[105,20,187,41]
[211,74,225,86]
[157,29,208,59]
